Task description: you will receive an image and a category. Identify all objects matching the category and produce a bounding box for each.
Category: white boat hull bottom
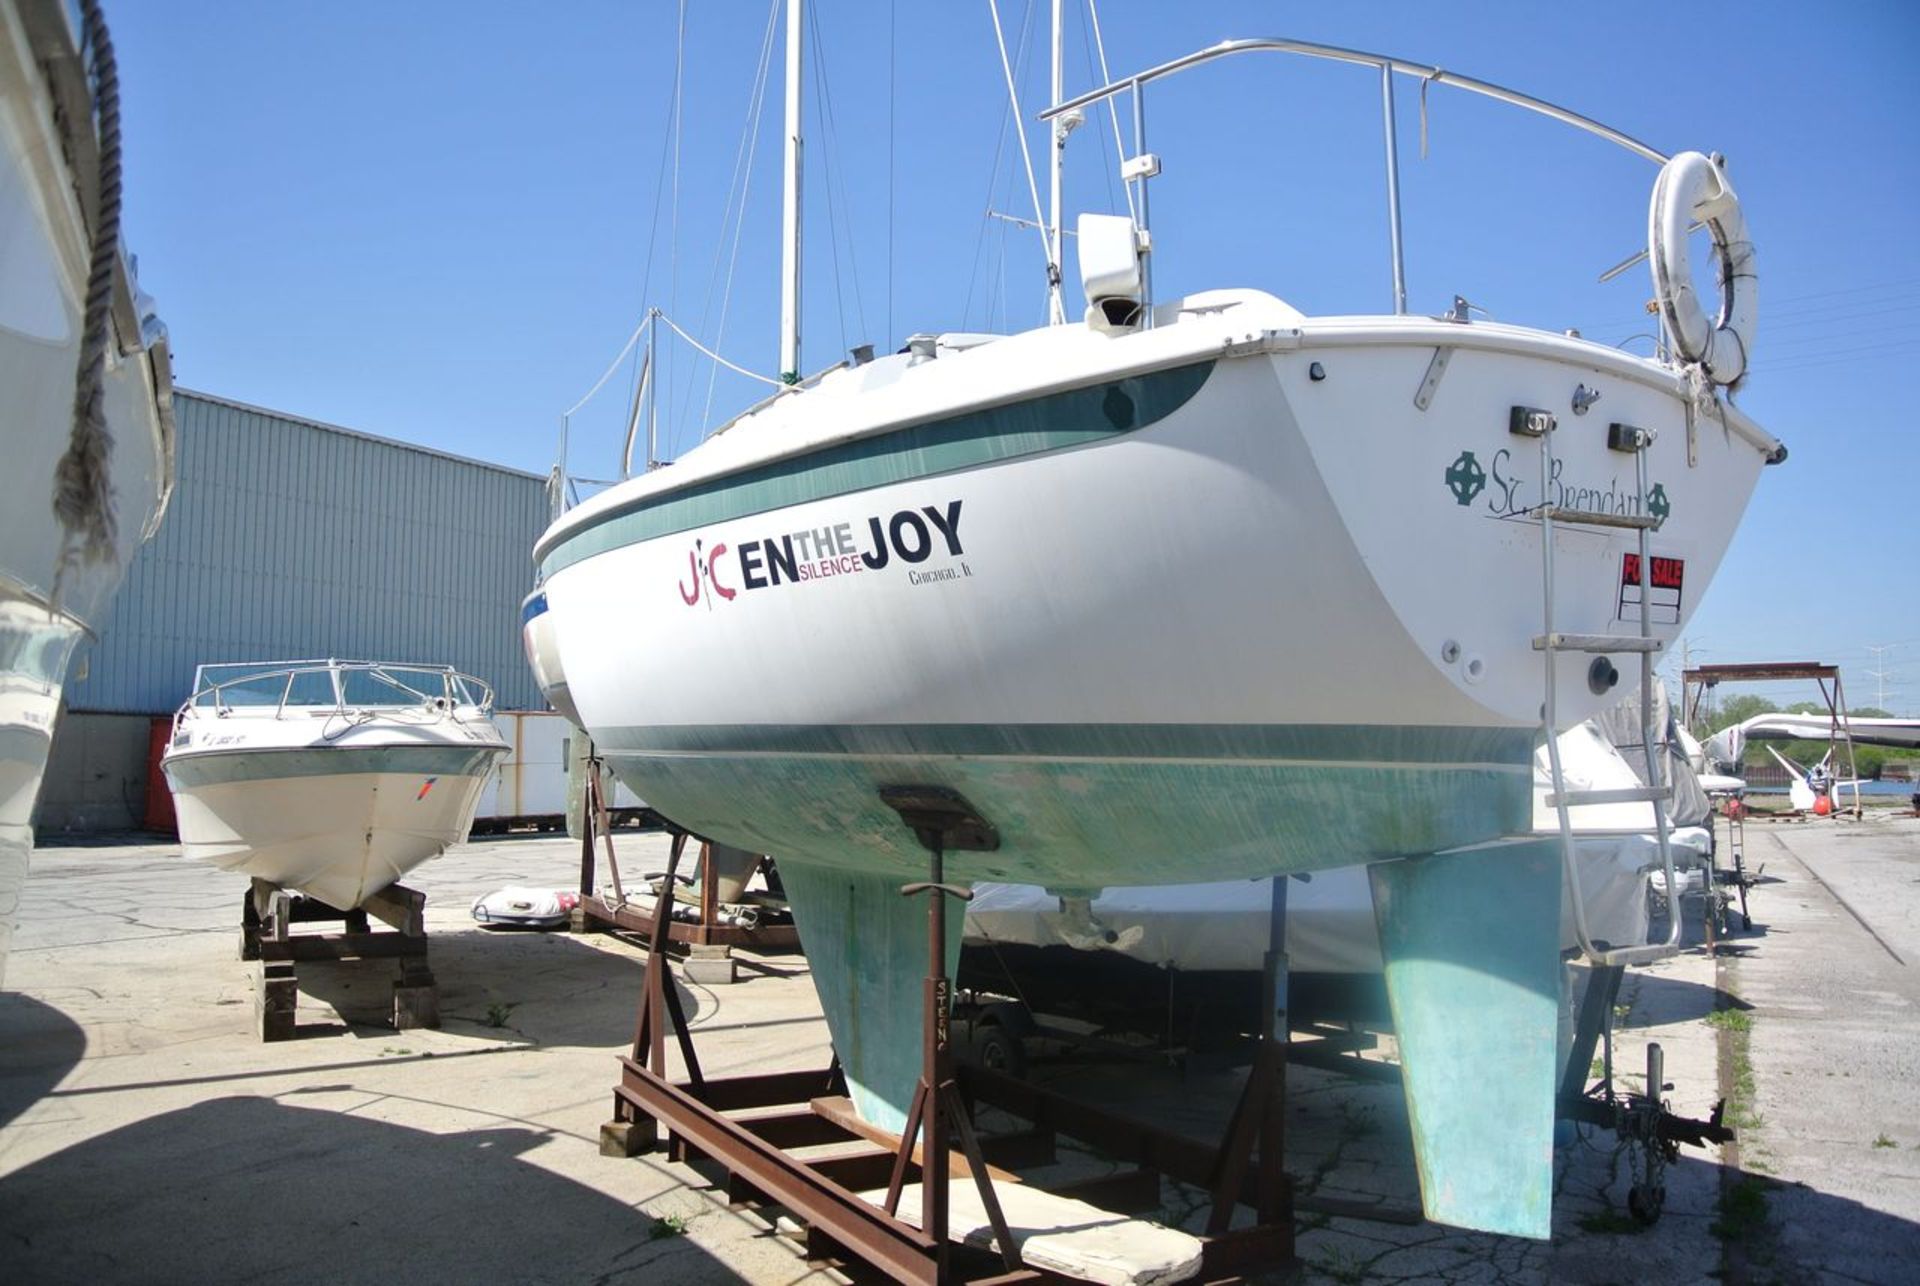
[170,767,491,910]
[0,597,84,986]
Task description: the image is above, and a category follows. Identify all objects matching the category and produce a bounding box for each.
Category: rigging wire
[986,0,1056,317]
[808,3,850,360]
[1083,0,1135,222]
[564,313,654,419]
[963,0,1035,330]
[560,8,681,487]
[962,40,1021,327]
[887,0,897,349]
[1567,277,1920,339]
[697,0,783,436]
[809,0,870,349]
[657,310,788,387]
[1074,0,1119,220]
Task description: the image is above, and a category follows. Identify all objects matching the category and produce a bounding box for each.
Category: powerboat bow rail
[162,660,507,911]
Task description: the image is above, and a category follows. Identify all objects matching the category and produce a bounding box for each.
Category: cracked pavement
[2,815,1916,1283]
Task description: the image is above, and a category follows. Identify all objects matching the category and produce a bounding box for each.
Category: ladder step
[1584,942,1683,968]
[1536,505,1661,530]
[1547,786,1671,808]
[1532,633,1665,653]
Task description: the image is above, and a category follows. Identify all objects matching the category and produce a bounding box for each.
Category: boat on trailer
[1,0,176,985]
[530,27,1780,1240]
[162,660,507,911]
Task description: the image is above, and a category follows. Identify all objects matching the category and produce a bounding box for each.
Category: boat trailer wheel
[1615,1043,1683,1226]
[1627,1173,1666,1226]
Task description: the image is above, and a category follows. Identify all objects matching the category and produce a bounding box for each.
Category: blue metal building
[40,390,550,828]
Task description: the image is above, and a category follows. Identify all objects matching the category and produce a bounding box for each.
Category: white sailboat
[1,0,175,984]
[529,11,1780,1240]
[162,661,508,911]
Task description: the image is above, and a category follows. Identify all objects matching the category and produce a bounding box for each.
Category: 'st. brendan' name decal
[678,501,967,608]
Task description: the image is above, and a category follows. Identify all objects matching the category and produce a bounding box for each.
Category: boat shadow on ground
[0,994,85,1130]
[1022,1053,1920,1284]
[1607,966,1751,1028]
[0,1094,748,1284]
[287,925,703,1049]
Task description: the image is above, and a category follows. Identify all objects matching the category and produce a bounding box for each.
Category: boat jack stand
[877,786,1020,1277]
[240,879,435,1041]
[628,833,705,1125]
[1204,876,1295,1240]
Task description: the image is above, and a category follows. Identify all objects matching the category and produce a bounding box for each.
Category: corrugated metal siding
[70,391,548,713]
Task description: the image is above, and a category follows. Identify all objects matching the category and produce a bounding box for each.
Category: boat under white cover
[1,0,175,983]
[163,662,507,910]
[966,719,1688,975]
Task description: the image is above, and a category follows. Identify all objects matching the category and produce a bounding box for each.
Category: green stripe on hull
[601,721,1535,766]
[596,724,1533,887]
[538,361,1215,577]
[163,745,501,790]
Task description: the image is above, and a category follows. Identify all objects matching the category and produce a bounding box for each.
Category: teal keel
[1369,838,1564,1240]
[779,861,963,1134]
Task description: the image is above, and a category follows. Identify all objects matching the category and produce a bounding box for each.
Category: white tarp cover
[966,837,1654,974]
[966,722,1663,974]
[1588,686,1712,827]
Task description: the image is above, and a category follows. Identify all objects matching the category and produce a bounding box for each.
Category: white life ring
[1649,151,1756,386]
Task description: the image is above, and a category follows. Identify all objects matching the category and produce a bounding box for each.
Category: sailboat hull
[536,299,1773,1235]
[541,317,1765,889]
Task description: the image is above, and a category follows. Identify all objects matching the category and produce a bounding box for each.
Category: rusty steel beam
[611,1071,945,1285]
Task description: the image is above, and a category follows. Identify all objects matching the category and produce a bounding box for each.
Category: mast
[779,0,804,383]
[1046,0,1065,324]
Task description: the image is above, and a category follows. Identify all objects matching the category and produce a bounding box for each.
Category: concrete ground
[1,815,1915,1284]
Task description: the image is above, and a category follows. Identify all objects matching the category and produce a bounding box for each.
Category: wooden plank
[1044,1169,1163,1216]
[873,1181,1203,1286]
[811,1096,1022,1184]
[257,935,423,963]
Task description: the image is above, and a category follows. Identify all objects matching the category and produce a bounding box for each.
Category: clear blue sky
[108,1,1920,713]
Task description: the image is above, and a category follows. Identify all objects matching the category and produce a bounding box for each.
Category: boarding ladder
[1530,412,1682,967]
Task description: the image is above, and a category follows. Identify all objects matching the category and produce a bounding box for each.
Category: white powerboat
[162,661,508,910]
[530,22,1781,1239]
[2,0,175,983]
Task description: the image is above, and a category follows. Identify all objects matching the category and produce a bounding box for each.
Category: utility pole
[1677,637,1707,730]
[1863,643,1897,711]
